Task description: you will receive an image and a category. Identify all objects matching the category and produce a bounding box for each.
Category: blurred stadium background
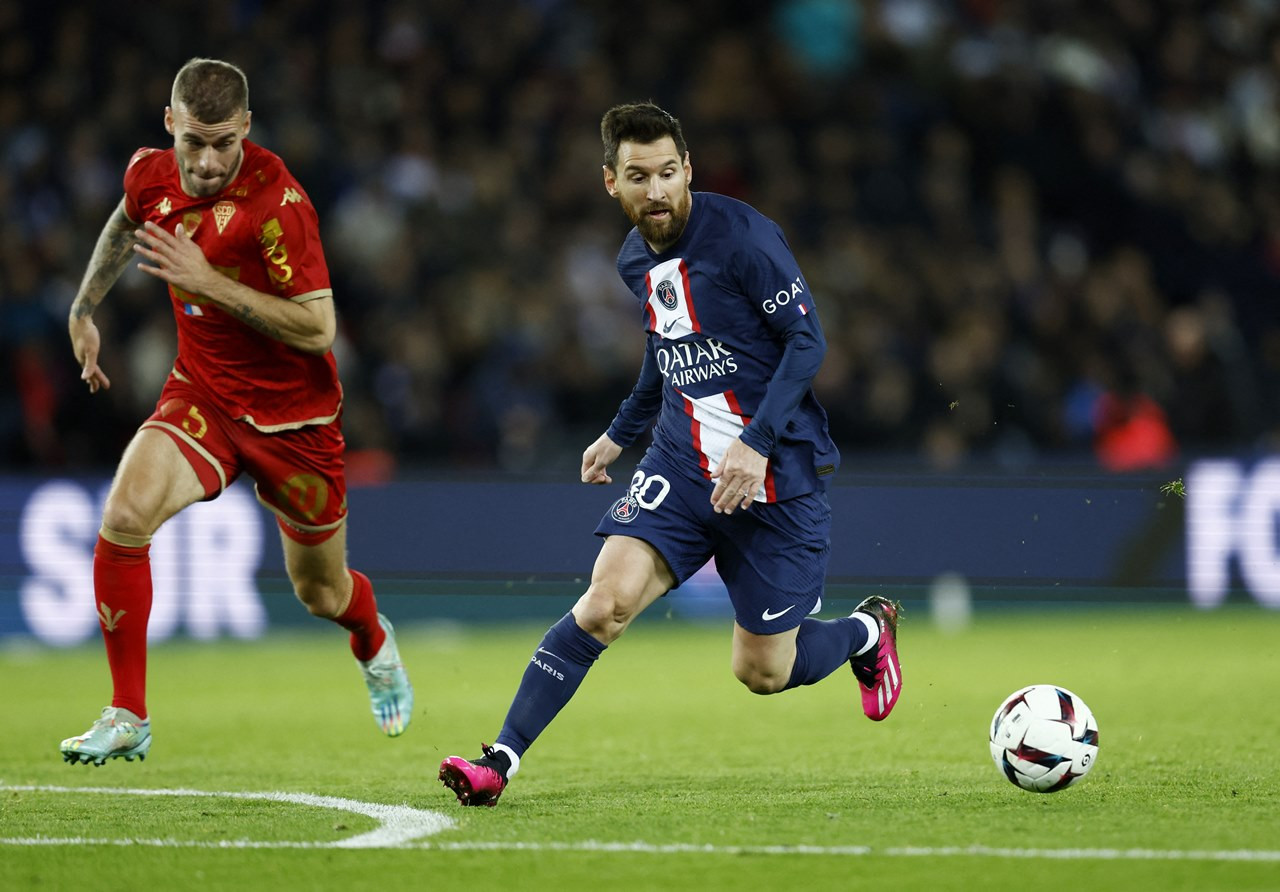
[2,0,1279,647]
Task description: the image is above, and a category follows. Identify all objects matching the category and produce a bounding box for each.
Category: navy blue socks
[495,612,607,757]
[785,615,872,689]
[492,608,870,764]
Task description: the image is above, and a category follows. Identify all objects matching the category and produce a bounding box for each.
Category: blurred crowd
[2,0,1278,477]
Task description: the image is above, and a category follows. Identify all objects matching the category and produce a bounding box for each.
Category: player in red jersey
[60,58,413,766]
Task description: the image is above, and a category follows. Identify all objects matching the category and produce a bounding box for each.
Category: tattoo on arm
[229,304,285,341]
[71,201,137,319]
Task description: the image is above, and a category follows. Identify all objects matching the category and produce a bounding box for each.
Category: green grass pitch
[2,605,1278,890]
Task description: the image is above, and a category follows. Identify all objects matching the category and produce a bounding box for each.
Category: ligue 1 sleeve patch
[609,494,640,523]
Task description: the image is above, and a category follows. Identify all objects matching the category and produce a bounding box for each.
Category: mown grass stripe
[414,841,1280,861]
[5,835,1278,862]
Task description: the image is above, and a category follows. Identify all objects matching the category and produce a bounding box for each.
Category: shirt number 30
[629,470,671,510]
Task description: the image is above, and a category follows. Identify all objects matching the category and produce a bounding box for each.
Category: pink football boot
[849,596,903,721]
[439,744,510,807]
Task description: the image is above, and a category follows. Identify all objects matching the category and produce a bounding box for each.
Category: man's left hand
[710,439,766,514]
[133,221,218,297]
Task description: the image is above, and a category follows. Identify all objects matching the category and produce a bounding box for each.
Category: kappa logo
[157,197,172,216]
[281,187,303,206]
[97,602,126,632]
[610,494,640,523]
[655,279,678,310]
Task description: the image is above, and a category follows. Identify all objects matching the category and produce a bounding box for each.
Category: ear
[164,106,175,135]
[603,164,618,198]
[242,110,252,137]
[683,151,692,187]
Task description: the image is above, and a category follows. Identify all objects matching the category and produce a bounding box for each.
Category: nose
[198,147,218,172]
[646,177,664,201]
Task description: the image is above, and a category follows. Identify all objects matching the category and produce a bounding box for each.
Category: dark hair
[601,102,687,171]
[171,58,249,123]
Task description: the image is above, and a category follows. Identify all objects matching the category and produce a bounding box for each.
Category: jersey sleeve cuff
[740,425,774,457]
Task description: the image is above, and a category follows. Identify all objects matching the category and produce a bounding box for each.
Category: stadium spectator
[1,1,1278,473]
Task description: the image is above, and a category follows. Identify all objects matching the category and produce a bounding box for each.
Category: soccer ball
[989,684,1099,793]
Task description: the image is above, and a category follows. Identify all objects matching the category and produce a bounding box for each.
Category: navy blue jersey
[606,192,839,502]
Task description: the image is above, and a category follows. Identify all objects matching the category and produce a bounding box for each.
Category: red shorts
[142,376,347,543]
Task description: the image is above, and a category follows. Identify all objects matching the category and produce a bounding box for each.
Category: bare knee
[102,493,158,539]
[734,664,790,695]
[293,573,348,617]
[572,583,638,644]
[732,646,793,694]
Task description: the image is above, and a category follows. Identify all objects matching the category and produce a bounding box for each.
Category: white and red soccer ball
[989,684,1099,793]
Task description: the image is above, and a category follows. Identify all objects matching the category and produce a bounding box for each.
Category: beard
[179,148,243,198]
[625,188,692,251]
[182,170,227,197]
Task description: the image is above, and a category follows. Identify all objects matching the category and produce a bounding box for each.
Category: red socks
[334,569,386,661]
[93,535,384,715]
[93,534,153,719]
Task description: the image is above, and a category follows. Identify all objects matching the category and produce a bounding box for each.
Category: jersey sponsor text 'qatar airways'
[606,192,839,502]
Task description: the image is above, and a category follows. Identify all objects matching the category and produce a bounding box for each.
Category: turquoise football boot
[359,614,414,736]
[60,706,152,766]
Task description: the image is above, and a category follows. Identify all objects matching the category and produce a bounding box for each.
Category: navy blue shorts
[594,452,831,635]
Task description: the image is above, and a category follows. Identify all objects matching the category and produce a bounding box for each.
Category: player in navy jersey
[439,102,902,806]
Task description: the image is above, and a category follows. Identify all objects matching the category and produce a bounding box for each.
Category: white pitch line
[2,785,1278,862]
[0,784,453,848]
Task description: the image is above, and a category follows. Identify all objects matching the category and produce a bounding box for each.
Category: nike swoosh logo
[761,605,795,622]
[536,648,563,661]
[662,317,683,333]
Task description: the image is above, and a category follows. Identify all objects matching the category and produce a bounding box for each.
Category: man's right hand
[581,432,622,484]
[69,315,110,393]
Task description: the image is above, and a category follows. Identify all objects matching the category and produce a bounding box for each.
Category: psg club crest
[655,279,678,310]
[610,494,640,523]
